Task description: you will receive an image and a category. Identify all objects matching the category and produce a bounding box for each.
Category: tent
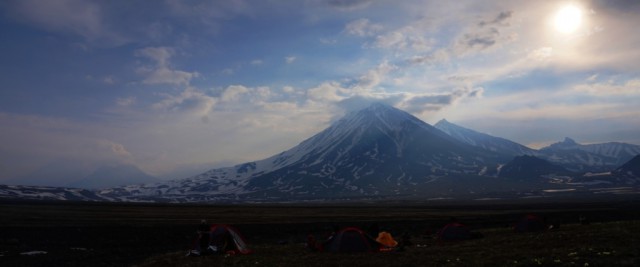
[514,215,546,233]
[209,224,252,254]
[437,223,471,241]
[321,227,382,252]
[375,231,398,250]
[189,224,252,256]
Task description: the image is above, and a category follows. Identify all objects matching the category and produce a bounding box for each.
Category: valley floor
[1,199,639,266]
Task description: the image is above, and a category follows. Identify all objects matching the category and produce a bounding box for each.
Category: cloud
[221,85,250,102]
[373,25,434,52]
[139,67,199,86]
[221,68,235,75]
[326,0,372,11]
[307,82,348,102]
[493,103,628,121]
[353,61,397,93]
[0,113,136,180]
[3,0,126,45]
[447,83,639,124]
[98,139,133,158]
[573,78,640,96]
[153,87,216,116]
[453,11,516,56]
[116,97,136,107]
[528,47,553,61]
[135,47,199,86]
[102,76,116,84]
[136,47,173,66]
[477,11,512,27]
[409,49,450,65]
[164,0,251,32]
[285,56,297,64]
[400,87,484,114]
[250,59,263,65]
[344,18,382,37]
[335,96,398,112]
[447,75,484,84]
[152,84,283,120]
[319,38,337,45]
[374,31,404,48]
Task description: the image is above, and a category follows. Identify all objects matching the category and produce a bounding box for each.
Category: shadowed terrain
[1,198,639,266]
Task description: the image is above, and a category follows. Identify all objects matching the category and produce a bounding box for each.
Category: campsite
[1,198,639,266]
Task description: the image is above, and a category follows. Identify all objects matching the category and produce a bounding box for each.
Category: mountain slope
[540,137,640,172]
[241,103,500,197]
[498,155,572,180]
[0,185,109,201]
[5,104,638,202]
[614,155,640,177]
[101,103,502,201]
[434,119,537,157]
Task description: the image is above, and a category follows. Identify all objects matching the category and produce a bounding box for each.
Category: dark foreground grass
[137,221,640,267]
[2,200,639,266]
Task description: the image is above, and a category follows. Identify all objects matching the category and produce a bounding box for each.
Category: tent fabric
[190,224,252,256]
[321,227,381,252]
[376,231,398,248]
[209,224,252,254]
[514,215,546,233]
[437,223,471,241]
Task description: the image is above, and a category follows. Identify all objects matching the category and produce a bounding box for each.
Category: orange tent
[375,231,398,249]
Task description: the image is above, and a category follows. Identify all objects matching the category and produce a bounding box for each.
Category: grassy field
[1,199,639,266]
[138,221,640,267]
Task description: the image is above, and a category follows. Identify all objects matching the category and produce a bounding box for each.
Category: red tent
[437,223,471,241]
[190,224,252,256]
[209,224,252,254]
[321,227,382,252]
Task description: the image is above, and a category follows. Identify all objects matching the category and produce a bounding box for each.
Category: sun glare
[554,4,583,33]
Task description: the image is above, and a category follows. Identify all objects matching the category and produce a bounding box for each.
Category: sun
[554,4,583,33]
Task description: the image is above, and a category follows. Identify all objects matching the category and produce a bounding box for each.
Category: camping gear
[437,222,472,241]
[189,224,252,256]
[209,224,252,254]
[321,227,381,252]
[376,231,398,249]
[514,214,547,232]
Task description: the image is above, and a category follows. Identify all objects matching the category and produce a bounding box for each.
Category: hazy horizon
[1,0,639,184]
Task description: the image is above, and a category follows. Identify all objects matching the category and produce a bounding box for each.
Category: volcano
[100,103,502,201]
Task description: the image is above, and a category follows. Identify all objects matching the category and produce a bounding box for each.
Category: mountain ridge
[99,103,503,201]
[2,103,639,202]
[434,119,537,158]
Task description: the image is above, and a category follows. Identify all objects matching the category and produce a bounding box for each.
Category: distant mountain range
[434,119,640,172]
[69,164,159,189]
[539,137,640,172]
[5,163,159,190]
[2,103,639,202]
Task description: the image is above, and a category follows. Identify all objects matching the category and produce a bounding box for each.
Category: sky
[1,0,639,184]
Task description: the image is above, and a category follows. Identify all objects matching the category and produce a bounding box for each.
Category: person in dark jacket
[198,220,210,253]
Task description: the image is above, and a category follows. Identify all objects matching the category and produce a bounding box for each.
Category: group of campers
[188,214,555,256]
